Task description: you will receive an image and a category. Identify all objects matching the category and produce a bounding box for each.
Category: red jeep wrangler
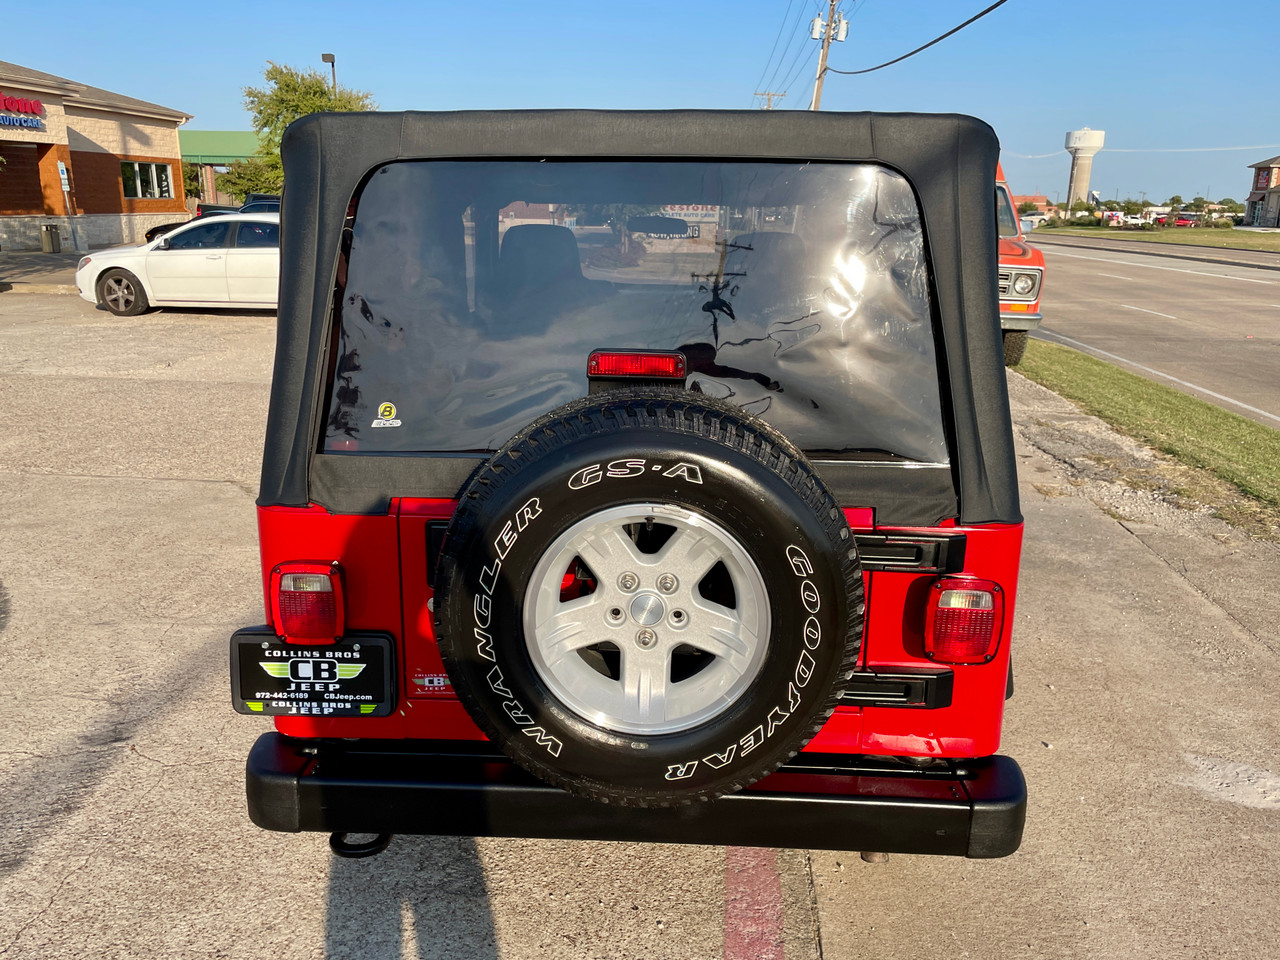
[232,110,1026,859]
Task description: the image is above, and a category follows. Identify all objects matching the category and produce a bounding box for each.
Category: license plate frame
[231,632,395,718]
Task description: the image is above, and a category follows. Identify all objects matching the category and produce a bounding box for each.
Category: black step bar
[246,734,1025,858]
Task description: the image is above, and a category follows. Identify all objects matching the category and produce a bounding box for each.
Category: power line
[774,19,820,94]
[778,41,819,96]
[762,1,816,98]
[751,0,797,107]
[824,0,1010,76]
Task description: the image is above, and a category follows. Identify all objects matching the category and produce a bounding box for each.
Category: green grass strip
[1039,225,1280,254]
[1018,339,1280,508]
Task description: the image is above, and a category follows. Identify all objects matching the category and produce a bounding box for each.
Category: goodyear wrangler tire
[433,391,863,807]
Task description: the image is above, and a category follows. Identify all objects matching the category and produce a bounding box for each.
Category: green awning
[179,130,261,164]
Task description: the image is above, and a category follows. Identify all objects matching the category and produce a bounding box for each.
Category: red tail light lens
[924,577,1004,664]
[588,350,686,379]
[270,562,344,644]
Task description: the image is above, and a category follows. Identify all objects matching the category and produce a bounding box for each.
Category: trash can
[40,224,61,253]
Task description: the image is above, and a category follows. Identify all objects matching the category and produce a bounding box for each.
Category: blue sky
[17,0,1279,204]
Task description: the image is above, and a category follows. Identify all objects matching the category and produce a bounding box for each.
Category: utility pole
[809,0,847,111]
[321,53,336,92]
[755,91,786,110]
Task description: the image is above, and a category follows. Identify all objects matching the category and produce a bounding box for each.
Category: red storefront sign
[0,93,44,115]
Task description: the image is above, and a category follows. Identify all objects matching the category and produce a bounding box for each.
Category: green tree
[1186,196,1207,212]
[215,156,285,202]
[216,62,376,201]
[1017,200,1039,214]
[181,161,202,200]
[1121,198,1143,215]
[1166,194,1183,210]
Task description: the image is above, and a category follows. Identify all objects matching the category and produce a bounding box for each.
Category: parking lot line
[1120,304,1179,320]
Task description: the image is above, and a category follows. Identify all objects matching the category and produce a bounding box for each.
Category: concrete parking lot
[1,293,1278,959]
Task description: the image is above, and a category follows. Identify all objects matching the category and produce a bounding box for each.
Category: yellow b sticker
[378,402,397,420]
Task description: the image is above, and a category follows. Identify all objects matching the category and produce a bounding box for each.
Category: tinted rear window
[325,160,948,464]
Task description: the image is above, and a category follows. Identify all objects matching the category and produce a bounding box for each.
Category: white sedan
[76,213,280,316]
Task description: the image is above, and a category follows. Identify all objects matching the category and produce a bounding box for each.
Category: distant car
[143,207,236,243]
[76,213,280,316]
[1174,217,1196,227]
[239,199,281,214]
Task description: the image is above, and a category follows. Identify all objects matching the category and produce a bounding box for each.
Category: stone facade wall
[0,212,190,251]
[63,106,180,158]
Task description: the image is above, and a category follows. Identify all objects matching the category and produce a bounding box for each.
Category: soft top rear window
[325,160,948,465]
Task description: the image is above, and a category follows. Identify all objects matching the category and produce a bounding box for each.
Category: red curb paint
[723,846,785,960]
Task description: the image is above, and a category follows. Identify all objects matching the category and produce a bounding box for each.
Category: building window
[121,161,172,199]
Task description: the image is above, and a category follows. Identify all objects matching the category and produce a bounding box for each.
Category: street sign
[57,160,70,190]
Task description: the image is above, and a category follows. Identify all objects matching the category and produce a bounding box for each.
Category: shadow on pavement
[0,252,82,287]
[324,836,498,959]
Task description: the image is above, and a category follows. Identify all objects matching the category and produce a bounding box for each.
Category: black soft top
[261,110,1020,526]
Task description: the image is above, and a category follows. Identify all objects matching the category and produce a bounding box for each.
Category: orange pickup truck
[995,164,1044,365]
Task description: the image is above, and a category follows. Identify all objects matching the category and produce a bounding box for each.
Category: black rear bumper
[246,734,1026,858]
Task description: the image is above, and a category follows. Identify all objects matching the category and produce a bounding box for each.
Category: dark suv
[232,110,1026,859]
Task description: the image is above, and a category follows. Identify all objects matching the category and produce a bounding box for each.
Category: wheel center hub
[629,593,665,626]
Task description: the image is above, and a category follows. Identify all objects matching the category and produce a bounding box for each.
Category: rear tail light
[270,562,344,644]
[588,350,686,379]
[924,577,1004,664]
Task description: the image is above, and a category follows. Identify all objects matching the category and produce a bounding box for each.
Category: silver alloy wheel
[523,503,770,735]
[103,275,136,313]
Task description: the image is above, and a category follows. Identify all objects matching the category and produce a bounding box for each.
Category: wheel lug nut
[618,572,639,592]
[670,610,686,626]
[657,574,678,593]
[636,628,657,649]
[607,607,624,623]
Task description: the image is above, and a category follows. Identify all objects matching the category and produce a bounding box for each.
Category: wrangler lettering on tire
[433,391,864,807]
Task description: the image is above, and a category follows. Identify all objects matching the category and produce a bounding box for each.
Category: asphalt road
[1,294,1278,959]
[1030,237,1280,427]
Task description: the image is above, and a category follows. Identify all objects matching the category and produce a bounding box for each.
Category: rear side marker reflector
[270,562,344,645]
[924,577,1004,665]
[588,350,686,379]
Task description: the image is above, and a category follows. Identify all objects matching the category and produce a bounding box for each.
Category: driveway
[1,295,1277,959]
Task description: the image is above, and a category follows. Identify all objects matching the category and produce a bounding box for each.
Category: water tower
[1065,128,1105,209]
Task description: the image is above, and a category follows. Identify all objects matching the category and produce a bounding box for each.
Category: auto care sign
[660,204,720,222]
[0,91,44,128]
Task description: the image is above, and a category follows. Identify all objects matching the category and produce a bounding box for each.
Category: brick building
[1245,155,1280,227]
[0,59,191,251]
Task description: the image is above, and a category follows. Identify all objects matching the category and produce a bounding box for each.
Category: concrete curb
[1029,234,1280,273]
[0,282,78,295]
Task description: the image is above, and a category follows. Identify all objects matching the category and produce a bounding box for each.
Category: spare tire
[433,391,863,806]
